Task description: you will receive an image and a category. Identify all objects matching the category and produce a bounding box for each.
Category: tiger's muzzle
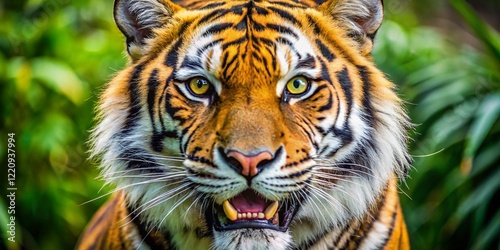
[210,146,300,232]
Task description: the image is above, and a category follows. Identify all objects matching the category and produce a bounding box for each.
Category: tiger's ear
[318,0,383,54]
[114,0,182,61]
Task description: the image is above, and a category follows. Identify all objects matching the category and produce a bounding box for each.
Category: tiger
[77,0,412,249]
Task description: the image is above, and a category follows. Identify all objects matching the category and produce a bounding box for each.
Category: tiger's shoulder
[76,193,172,250]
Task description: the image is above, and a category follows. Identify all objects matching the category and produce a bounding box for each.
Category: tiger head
[92,0,411,249]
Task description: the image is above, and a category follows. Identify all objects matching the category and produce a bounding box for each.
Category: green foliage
[0,0,498,249]
[375,1,500,248]
[1,0,123,249]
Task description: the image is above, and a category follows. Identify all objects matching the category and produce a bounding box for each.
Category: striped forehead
[174,4,319,92]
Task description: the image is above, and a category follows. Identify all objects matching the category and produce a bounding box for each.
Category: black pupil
[293,79,302,89]
[197,79,206,88]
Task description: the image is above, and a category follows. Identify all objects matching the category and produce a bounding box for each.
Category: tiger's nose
[226,150,274,177]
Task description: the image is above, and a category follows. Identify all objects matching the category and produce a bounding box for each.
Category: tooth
[238,213,242,219]
[223,200,238,221]
[264,201,279,220]
[258,213,265,219]
[247,212,251,218]
[242,213,247,218]
[252,213,257,218]
[272,214,279,225]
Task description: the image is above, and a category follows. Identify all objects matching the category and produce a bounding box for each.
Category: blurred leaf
[471,139,500,176]
[463,94,500,164]
[456,168,500,219]
[450,0,500,70]
[31,57,89,105]
[471,209,500,250]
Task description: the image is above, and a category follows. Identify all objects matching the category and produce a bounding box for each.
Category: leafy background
[0,0,499,249]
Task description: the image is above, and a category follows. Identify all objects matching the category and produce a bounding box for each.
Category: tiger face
[91,0,411,249]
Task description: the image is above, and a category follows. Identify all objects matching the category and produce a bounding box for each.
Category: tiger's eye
[286,76,309,95]
[188,77,210,96]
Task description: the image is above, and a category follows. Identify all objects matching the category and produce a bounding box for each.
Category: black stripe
[251,51,262,62]
[268,6,300,26]
[222,36,247,49]
[331,91,341,133]
[296,54,316,69]
[317,91,333,112]
[198,3,247,24]
[266,24,298,39]
[198,8,227,24]
[357,65,375,128]
[122,64,144,135]
[221,53,239,80]
[327,125,352,153]
[378,204,399,249]
[294,114,319,150]
[319,59,332,84]
[182,123,201,153]
[147,69,165,152]
[337,67,353,117]
[251,20,266,32]
[310,84,327,101]
[358,185,389,246]
[129,205,177,249]
[258,37,274,47]
[165,85,188,124]
[221,51,229,67]
[179,57,202,71]
[235,18,247,31]
[254,5,269,15]
[203,22,234,35]
[258,51,272,77]
[229,3,246,15]
[316,38,336,62]
[269,46,278,72]
[165,38,184,68]
[307,14,321,34]
[277,36,294,47]
[221,55,238,79]
[197,39,223,57]
[158,74,175,132]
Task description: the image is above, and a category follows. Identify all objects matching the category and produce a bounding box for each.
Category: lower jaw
[210,202,299,232]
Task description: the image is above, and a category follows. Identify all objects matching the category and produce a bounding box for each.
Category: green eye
[286,76,309,95]
[187,77,210,96]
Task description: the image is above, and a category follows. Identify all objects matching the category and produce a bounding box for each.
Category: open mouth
[211,189,299,232]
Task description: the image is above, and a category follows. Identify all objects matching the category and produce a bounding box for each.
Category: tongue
[231,190,268,213]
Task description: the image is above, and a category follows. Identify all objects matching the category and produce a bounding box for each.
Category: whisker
[102,167,186,177]
[182,195,202,221]
[129,182,193,221]
[138,190,195,249]
[305,183,352,212]
[81,175,188,206]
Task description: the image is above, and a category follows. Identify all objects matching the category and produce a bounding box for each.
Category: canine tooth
[258,213,265,219]
[223,200,238,221]
[264,201,279,220]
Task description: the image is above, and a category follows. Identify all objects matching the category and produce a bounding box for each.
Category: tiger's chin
[212,228,292,250]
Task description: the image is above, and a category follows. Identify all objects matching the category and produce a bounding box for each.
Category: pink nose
[227,151,273,177]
